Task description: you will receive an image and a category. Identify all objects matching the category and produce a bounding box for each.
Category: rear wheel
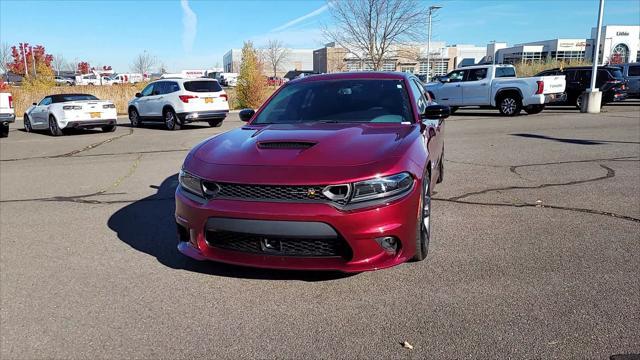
[24,115,32,132]
[498,94,522,116]
[102,124,116,132]
[48,116,63,136]
[524,104,545,114]
[164,108,181,130]
[208,119,223,127]
[0,123,8,138]
[128,107,140,127]
[412,170,431,261]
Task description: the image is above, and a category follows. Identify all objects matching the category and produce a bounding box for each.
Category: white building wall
[587,25,640,64]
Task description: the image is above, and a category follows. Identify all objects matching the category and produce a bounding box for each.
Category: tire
[128,107,140,127]
[449,106,458,114]
[412,170,431,261]
[497,94,522,116]
[524,104,545,115]
[575,94,583,110]
[0,124,8,138]
[437,152,444,184]
[208,119,223,127]
[102,124,116,132]
[48,115,63,136]
[164,108,181,130]
[24,115,32,132]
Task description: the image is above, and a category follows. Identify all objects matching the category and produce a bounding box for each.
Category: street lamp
[584,0,605,113]
[426,5,442,79]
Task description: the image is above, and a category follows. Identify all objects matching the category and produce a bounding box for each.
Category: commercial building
[586,25,640,64]
[223,48,314,76]
[492,39,588,64]
[312,42,486,76]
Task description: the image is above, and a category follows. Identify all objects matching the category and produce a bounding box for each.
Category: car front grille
[205,230,352,259]
[206,182,348,206]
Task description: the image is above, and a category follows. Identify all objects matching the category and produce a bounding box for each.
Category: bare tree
[323,0,427,71]
[0,42,10,75]
[131,51,156,75]
[51,54,68,75]
[262,39,290,78]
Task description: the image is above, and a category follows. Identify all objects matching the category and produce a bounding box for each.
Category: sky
[1,0,639,72]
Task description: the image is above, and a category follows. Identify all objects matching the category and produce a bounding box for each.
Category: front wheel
[48,116,63,136]
[164,109,181,130]
[412,171,431,261]
[524,104,545,115]
[128,108,140,127]
[24,115,32,132]
[0,123,8,138]
[102,124,116,132]
[498,95,522,116]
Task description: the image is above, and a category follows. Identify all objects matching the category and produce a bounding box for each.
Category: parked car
[425,64,566,115]
[266,76,285,86]
[0,92,15,138]
[175,71,449,272]
[619,63,640,98]
[108,73,144,84]
[127,78,229,130]
[54,76,74,86]
[535,66,627,107]
[75,73,101,86]
[23,93,117,136]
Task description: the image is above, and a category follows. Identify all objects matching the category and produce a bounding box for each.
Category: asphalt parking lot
[1,102,639,358]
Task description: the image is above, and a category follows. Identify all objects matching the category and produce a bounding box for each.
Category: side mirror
[239,109,255,122]
[422,104,450,120]
[32,102,37,106]
[439,77,450,83]
[135,92,142,98]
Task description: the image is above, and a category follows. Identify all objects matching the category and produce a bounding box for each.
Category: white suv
[127,78,229,130]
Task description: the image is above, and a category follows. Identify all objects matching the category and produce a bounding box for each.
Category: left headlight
[351,172,414,203]
[179,170,206,198]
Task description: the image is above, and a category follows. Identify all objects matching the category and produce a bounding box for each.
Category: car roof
[291,71,413,84]
[561,66,621,70]
[153,77,219,83]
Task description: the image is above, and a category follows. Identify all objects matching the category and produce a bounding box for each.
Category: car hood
[193,123,416,167]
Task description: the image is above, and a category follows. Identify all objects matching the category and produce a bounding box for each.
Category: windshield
[252,79,413,124]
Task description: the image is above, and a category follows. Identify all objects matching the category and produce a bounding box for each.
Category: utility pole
[584,0,605,113]
[426,5,442,79]
[21,44,28,77]
[31,46,36,77]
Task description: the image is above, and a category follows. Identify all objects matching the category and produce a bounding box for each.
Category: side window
[408,78,428,114]
[38,97,52,106]
[153,82,165,95]
[495,67,516,78]
[629,65,640,76]
[167,82,180,93]
[466,68,487,81]
[597,70,610,83]
[447,70,465,83]
[141,83,155,96]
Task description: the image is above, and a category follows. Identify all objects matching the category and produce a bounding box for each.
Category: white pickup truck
[0,92,15,138]
[425,64,566,116]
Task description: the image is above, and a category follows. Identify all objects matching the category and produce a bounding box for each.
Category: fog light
[375,236,399,254]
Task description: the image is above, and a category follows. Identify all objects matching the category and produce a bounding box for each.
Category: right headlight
[350,172,414,203]
[179,170,220,199]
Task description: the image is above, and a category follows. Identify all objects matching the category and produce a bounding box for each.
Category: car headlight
[179,170,219,199]
[351,172,414,203]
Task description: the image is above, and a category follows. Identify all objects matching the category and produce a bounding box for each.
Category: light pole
[584,0,605,113]
[426,5,442,79]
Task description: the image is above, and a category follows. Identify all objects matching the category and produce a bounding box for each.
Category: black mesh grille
[258,141,315,149]
[206,230,352,258]
[206,182,348,206]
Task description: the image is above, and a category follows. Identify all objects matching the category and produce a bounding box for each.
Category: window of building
[383,62,396,72]
[401,66,415,73]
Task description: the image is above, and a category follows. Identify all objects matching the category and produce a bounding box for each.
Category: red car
[175,72,449,272]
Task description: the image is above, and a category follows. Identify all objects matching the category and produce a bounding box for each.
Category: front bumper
[62,119,117,129]
[177,110,229,123]
[174,184,421,272]
[0,113,16,124]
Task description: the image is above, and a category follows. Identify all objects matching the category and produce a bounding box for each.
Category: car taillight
[535,80,544,95]
[8,95,12,108]
[179,95,198,103]
[219,94,228,101]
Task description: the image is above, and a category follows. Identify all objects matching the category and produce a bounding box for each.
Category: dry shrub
[10,82,147,116]
[514,59,592,77]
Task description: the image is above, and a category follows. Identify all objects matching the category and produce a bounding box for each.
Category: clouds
[270,4,328,33]
[181,0,197,52]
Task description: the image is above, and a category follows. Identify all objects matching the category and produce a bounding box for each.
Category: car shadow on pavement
[511,133,640,145]
[107,174,356,282]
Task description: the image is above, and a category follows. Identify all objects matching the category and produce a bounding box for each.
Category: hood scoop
[257,141,316,150]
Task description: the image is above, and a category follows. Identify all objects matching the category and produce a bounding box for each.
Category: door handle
[455,84,461,88]
[480,83,487,86]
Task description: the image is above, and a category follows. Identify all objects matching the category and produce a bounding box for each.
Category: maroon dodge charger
[175,72,449,272]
